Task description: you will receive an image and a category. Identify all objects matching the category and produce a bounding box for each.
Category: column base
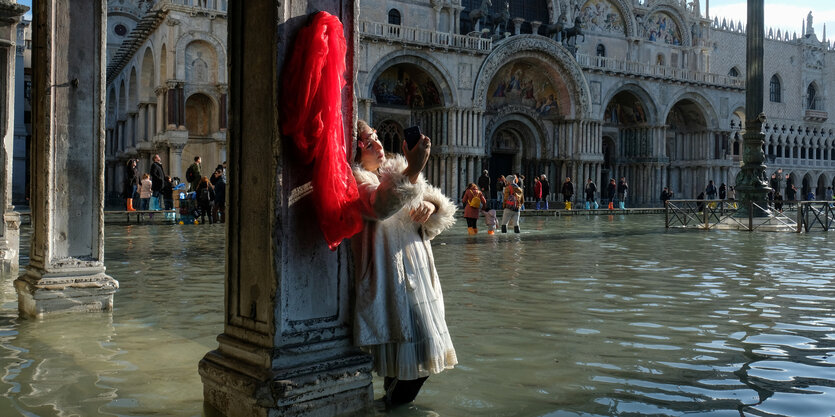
[0,211,21,278]
[14,267,119,319]
[199,340,373,417]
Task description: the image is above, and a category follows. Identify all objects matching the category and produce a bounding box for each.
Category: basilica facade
[101,0,835,207]
[358,0,835,206]
[104,0,227,201]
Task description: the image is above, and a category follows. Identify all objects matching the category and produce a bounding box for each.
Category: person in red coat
[462,183,487,234]
[534,177,543,209]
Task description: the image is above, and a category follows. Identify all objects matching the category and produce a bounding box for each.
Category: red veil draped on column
[281,11,362,250]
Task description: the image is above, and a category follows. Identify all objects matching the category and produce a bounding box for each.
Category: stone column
[512,17,524,35]
[155,85,166,134]
[467,156,474,184]
[177,84,186,130]
[137,103,147,143]
[15,0,118,318]
[0,1,28,277]
[736,0,771,218]
[167,141,186,181]
[440,155,448,195]
[198,1,374,416]
[166,84,177,129]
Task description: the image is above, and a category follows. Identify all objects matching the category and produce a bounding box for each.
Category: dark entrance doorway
[490,153,514,203]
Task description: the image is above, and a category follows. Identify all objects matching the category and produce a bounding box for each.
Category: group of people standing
[122,154,174,213]
[462,172,633,235]
[122,154,227,224]
[185,156,227,224]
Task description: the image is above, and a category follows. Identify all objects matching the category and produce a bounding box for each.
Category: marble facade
[358,0,835,205]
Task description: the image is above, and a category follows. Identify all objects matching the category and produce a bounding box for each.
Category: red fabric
[281,11,362,250]
[534,181,542,199]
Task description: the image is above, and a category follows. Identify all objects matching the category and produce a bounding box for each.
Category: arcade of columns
[380,99,734,206]
[4,0,377,414]
[106,79,228,192]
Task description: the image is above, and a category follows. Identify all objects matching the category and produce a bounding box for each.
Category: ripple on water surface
[0,216,834,416]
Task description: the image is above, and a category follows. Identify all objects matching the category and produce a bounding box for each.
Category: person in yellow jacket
[500,175,524,233]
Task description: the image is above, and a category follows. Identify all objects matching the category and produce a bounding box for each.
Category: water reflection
[0,216,833,416]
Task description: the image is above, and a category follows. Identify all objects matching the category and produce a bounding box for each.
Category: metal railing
[664,199,799,231]
[798,201,835,232]
[359,20,493,53]
[576,54,745,89]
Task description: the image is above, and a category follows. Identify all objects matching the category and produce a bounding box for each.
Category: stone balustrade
[576,53,746,90]
[360,20,492,53]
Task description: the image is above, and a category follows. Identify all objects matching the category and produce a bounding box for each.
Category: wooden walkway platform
[12,206,666,226]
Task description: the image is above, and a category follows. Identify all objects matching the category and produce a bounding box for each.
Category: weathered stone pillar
[15,0,118,318]
[0,1,28,277]
[177,84,185,130]
[166,84,177,129]
[198,1,373,416]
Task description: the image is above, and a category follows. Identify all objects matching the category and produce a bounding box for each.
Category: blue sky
[707,0,835,39]
[18,0,31,19]
[14,0,835,42]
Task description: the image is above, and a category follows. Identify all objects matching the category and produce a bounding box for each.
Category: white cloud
[708,2,835,39]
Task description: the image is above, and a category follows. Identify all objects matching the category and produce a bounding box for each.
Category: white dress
[352,155,458,380]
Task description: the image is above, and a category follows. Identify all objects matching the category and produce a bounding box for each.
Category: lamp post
[734,0,771,218]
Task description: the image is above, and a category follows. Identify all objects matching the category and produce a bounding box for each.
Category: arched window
[769,75,781,102]
[596,44,606,57]
[806,83,818,110]
[656,54,665,66]
[728,67,740,77]
[388,9,401,25]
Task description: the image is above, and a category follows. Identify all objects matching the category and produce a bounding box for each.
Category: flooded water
[1,215,835,416]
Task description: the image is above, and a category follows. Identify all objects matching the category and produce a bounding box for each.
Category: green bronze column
[735,0,771,218]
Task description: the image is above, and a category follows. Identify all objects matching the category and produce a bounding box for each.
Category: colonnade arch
[666,97,714,199]
[364,51,457,107]
[601,87,665,206]
[140,47,156,101]
[185,92,216,137]
[486,113,545,182]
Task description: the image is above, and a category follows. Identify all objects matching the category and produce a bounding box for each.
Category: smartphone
[404,125,422,150]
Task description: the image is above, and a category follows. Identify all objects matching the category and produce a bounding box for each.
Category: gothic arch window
[728,67,740,77]
[806,83,818,110]
[769,75,781,102]
[388,9,401,25]
[596,44,606,57]
[377,120,403,153]
[656,54,665,66]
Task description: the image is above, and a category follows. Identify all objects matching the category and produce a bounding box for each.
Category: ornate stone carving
[473,35,591,118]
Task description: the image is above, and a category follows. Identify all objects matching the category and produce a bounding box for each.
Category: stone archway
[185,93,215,136]
[665,98,714,199]
[602,89,659,205]
[801,173,814,200]
[816,173,828,200]
[486,113,546,199]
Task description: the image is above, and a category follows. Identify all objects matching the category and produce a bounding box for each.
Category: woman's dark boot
[384,376,429,407]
